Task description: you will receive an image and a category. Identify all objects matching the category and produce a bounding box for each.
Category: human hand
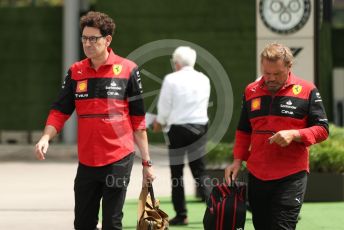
[268,130,300,147]
[152,120,162,133]
[224,159,242,185]
[35,135,50,160]
[142,166,156,187]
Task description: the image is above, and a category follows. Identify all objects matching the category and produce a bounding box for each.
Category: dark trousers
[248,171,307,230]
[167,124,211,218]
[74,153,134,230]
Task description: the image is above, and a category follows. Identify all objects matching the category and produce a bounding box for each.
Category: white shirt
[157,66,210,130]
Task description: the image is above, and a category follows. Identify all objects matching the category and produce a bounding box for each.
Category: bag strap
[230,172,235,188]
[147,182,156,209]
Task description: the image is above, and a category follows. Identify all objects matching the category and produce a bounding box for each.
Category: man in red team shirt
[225,43,328,230]
[35,11,154,230]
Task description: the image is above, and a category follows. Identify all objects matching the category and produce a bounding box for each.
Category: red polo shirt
[234,73,329,180]
[46,48,146,166]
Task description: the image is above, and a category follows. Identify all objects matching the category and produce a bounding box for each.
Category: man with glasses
[35,11,155,229]
[225,43,329,230]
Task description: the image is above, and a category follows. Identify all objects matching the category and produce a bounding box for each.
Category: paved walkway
[0,144,195,229]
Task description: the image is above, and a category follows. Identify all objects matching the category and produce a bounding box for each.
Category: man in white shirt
[153,46,211,226]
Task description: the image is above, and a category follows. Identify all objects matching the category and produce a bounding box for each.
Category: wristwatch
[259,0,311,34]
[142,160,153,167]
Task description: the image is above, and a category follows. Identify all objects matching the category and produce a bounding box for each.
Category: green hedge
[310,124,344,173]
[206,142,233,166]
[0,7,62,130]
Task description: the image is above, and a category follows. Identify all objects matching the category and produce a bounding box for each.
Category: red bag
[203,182,247,230]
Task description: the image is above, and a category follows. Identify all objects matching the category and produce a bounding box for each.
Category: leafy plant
[205,142,233,165]
[309,124,344,173]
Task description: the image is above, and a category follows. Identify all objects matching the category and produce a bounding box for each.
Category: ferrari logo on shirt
[292,85,302,95]
[251,97,261,111]
[76,80,88,93]
[113,64,122,75]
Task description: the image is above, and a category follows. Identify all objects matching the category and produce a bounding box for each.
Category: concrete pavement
[0,144,195,229]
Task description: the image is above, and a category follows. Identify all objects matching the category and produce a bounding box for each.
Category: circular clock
[259,0,311,34]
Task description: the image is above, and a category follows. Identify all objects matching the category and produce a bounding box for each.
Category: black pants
[74,153,134,230]
[248,171,307,230]
[167,124,211,218]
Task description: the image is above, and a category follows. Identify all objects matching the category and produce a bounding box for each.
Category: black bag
[203,182,247,230]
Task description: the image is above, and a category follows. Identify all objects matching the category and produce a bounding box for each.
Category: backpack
[203,182,247,230]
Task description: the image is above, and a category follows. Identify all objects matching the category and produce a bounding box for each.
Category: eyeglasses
[81,35,104,44]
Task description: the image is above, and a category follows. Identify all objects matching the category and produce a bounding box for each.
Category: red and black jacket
[234,73,329,180]
[46,49,146,166]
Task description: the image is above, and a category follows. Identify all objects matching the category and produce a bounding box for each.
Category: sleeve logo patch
[251,97,261,111]
[136,70,143,90]
[292,85,302,95]
[113,64,122,75]
[76,80,88,93]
